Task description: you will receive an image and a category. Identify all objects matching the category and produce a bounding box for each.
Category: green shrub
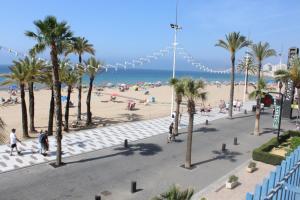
[287,137,300,154]
[248,161,256,168]
[228,175,238,183]
[252,130,300,165]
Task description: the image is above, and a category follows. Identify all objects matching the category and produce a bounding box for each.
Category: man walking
[9,128,21,156]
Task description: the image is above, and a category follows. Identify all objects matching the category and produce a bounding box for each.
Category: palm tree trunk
[185,109,194,169]
[48,86,54,136]
[77,54,82,121]
[28,82,35,132]
[254,61,262,135]
[77,78,82,121]
[64,85,72,132]
[174,98,180,136]
[245,69,249,94]
[51,43,63,166]
[228,53,235,118]
[20,83,29,138]
[86,77,94,125]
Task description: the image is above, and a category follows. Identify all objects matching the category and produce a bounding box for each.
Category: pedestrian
[38,130,47,155]
[237,100,241,111]
[168,122,174,143]
[9,128,21,156]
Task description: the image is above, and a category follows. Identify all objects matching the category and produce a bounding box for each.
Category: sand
[0,84,254,143]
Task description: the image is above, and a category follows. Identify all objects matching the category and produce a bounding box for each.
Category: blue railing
[246,146,300,200]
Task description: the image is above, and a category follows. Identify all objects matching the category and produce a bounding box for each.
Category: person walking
[38,130,47,155]
[9,128,21,156]
[168,122,174,143]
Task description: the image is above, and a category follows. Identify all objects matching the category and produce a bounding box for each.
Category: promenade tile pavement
[0,101,254,173]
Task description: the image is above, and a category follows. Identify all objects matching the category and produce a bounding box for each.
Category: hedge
[252,130,300,165]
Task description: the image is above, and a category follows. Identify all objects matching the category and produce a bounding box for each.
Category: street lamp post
[170,0,181,115]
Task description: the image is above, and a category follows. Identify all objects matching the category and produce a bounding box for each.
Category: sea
[0,65,270,87]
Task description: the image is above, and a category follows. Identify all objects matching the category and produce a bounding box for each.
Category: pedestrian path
[0,101,254,173]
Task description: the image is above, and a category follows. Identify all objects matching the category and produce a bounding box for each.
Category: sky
[0,0,300,70]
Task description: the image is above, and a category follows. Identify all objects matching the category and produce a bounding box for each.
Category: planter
[226,181,238,189]
[246,167,257,173]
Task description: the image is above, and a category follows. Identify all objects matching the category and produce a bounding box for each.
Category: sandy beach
[0,84,254,143]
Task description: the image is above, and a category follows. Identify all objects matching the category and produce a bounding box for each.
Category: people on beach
[9,128,21,156]
[233,99,237,111]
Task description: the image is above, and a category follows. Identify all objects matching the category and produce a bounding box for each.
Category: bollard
[222,143,226,152]
[244,109,247,114]
[95,195,101,200]
[131,181,137,193]
[124,139,128,148]
[205,119,208,125]
[234,137,238,145]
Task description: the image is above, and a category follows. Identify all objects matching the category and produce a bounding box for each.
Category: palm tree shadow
[260,127,284,135]
[191,150,242,167]
[66,142,162,165]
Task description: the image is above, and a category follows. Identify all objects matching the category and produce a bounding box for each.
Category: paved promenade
[0,102,254,173]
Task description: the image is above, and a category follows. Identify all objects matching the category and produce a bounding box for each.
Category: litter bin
[252,105,256,112]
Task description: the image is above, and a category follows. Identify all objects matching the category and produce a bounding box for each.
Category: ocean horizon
[0,65,265,86]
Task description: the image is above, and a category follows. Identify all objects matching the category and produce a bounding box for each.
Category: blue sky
[0,0,300,70]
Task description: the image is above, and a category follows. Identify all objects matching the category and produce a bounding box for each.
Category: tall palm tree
[1,60,30,138]
[182,78,206,169]
[65,37,95,121]
[60,61,78,131]
[23,56,44,132]
[170,78,185,137]
[85,57,102,125]
[251,42,276,135]
[215,32,250,118]
[274,69,289,94]
[25,15,73,166]
[237,55,257,94]
[152,185,194,200]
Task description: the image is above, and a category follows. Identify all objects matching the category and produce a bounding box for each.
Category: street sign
[273,104,281,129]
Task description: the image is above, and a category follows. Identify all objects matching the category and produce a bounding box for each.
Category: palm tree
[1,60,30,138]
[65,37,95,121]
[249,79,268,99]
[182,78,206,169]
[274,69,289,94]
[23,56,44,132]
[215,32,250,118]
[85,57,102,125]
[237,55,257,94]
[25,15,73,166]
[152,185,194,200]
[170,78,185,137]
[250,42,276,135]
[60,61,78,131]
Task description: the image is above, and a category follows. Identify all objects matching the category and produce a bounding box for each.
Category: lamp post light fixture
[170,0,182,115]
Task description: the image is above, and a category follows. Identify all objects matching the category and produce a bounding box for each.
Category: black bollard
[95,195,101,200]
[244,109,247,114]
[124,139,128,148]
[222,143,226,152]
[234,137,238,145]
[205,119,208,125]
[131,181,137,193]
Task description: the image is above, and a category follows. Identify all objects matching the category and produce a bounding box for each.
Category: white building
[262,63,287,77]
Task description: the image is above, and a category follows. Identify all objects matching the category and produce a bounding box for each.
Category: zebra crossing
[0,101,254,173]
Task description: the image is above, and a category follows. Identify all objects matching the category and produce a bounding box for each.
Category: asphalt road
[0,109,296,200]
